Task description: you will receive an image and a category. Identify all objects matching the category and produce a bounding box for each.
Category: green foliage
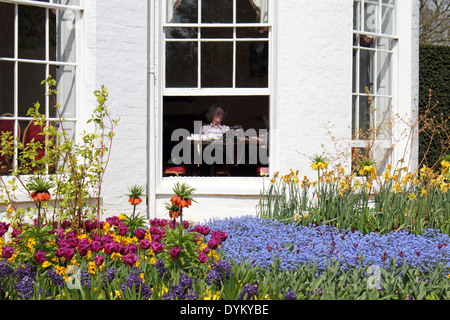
[419,44,450,168]
[258,162,450,235]
[0,76,119,228]
[159,224,204,273]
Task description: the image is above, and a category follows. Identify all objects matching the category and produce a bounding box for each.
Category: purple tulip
[55,247,65,258]
[122,253,138,266]
[170,246,181,259]
[140,239,151,250]
[90,240,103,252]
[78,245,90,256]
[151,241,165,254]
[1,246,14,259]
[94,255,104,266]
[127,243,138,254]
[106,216,120,227]
[208,238,220,250]
[64,247,75,260]
[135,228,146,240]
[198,252,208,263]
[119,245,129,255]
[211,231,228,243]
[0,222,11,237]
[118,223,129,236]
[34,250,47,264]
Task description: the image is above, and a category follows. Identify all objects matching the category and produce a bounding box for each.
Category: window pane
[359,95,372,140]
[353,0,361,31]
[201,42,233,88]
[18,63,46,117]
[50,9,76,63]
[236,27,268,38]
[376,97,392,140]
[53,0,80,5]
[166,42,198,87]
[19,5,46,60]
[201,27,233,39]
[163,95,269,177]
[168,0,198,23]
[201,0,232,23]
[377,51,391,95]
[364,2,378,33]
[0,3,14,58]
[381,5,395,35]
[352,48,358,93]
[49,64,76,119]
[237,0,268,24]
[359,49,374,94]
[352,95,358,139]
[165,27,198,39]
[0,61,15,116]
[236,41,268,88]
[377,37,394,51]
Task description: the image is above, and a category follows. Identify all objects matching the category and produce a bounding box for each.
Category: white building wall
[79,1,419,223]
[82,1,149,219]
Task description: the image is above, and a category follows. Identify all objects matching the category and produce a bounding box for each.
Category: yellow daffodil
[393,182,402,193]
[408,193,416,201]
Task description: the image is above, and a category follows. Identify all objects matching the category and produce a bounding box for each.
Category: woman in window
[202,104,230,136]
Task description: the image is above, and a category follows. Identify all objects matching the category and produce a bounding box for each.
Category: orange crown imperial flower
[126,185,146,206]
[128,197,143,206]
[30,191,51,202]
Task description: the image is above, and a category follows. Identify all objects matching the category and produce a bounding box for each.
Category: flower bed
[204,215,450,273]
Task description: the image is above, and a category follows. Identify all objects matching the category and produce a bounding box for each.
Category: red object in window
[164,166,186,176]
[23,121,46,161]
[256,167,268,176]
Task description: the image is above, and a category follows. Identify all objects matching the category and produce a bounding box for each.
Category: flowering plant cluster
[260,154,450,235]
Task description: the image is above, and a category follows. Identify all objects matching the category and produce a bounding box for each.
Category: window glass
[165,42,198,88]
[0,3,14,58]
[18,62,46,117]
[201,42,233,88]
[167,0,198,23]
[201,0,232,23]
[163,96,269,177]
[0,61,15,116]
[0,1,79,175]
[236,41,268,88]
[19,5,46,60]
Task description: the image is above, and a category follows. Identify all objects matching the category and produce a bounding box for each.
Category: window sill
[156,176,268,196]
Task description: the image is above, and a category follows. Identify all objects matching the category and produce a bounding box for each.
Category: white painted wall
[79,0,419,223]
[81,1,149,219]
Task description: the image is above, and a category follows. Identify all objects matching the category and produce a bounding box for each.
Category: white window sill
[156,176,269,196]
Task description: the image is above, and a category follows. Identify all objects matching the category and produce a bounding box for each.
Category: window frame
[0,0,83,174]
[155,0,274,193]
[351,0,398,166]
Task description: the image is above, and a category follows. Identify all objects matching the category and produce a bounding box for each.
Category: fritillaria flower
[126,185,146,219]
[26,176,54,229]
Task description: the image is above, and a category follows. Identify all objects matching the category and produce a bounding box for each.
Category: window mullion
[13,3,19,169]
[232,0,236,89]
[45,8,50,121]
[198,0,202,89]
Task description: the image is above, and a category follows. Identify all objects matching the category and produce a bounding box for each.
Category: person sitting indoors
[202,104,230,135]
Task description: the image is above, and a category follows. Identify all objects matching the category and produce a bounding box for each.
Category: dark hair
[205,104,227,122]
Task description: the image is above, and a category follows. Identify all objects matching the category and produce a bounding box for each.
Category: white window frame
[351,0,398,168]
[150,0,275,198]
[0,0,83,174]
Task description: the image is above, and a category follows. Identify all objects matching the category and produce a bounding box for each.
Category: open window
[162,0,270,177]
